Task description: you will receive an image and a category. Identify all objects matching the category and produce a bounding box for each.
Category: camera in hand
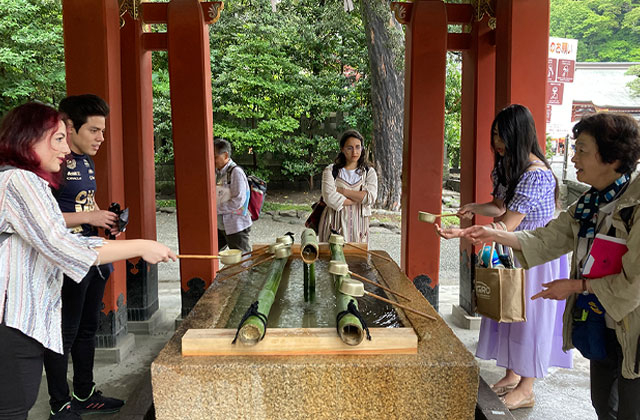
[106,202,129,240]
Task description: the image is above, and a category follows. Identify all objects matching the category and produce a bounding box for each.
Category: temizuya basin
[151,250,478,420]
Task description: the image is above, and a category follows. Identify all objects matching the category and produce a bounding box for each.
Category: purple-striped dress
[476,168,573,378]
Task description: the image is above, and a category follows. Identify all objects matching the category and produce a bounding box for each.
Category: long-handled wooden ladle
[218,245,270,273]
[339,279,436,321]
[328,261,412,301]
[329,233,395,264]
[177,249,242,264]
[221,244,292,280]
[418,211,459,224]
[343,242,395,264]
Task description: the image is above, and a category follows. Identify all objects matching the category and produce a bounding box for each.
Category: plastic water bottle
[478,245,504,268]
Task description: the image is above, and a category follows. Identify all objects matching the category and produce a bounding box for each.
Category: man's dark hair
[214,137,232,158]
[59,94,109,132]
[572,112,640,174]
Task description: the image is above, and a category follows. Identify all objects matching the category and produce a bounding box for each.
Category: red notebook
[583,233,628,279]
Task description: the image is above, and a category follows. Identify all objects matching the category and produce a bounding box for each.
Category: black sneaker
[70,385,124,414]
[49,402,82,419]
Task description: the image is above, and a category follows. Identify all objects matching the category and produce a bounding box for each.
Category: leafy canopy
[0,0,66,114]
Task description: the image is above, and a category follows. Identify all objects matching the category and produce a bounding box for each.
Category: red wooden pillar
[400,0,448,303]
[120,12,160,327]
[458,17,496,316]
[62,0,128,348]
[495,0,550,143]
[167,0,218,317]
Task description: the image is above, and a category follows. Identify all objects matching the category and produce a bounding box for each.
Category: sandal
[500,393,535,410]
[490,383,518,396]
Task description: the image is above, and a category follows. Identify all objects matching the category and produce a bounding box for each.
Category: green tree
[0,0,66,113]
[209,0,370,188]
[445,53,462,170]
[550,0,640,61]
[627,64,640,96]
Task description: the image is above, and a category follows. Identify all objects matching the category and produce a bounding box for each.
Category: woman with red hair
[0,102,176,420]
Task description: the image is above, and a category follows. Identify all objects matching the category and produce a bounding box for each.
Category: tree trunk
[361,0,404,211]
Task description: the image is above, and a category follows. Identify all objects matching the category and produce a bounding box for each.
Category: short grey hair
[214,137,232,157]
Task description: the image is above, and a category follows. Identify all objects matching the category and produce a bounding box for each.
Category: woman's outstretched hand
[434,224,464,239]
[140,241,177,264]
[531,279,580,301]
[461,225,496,244]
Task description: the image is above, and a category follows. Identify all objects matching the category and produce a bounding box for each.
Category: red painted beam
[495,0,550,142]
[447,33,471,51]
[120,13,157,243]
[142,1,222,25]
[62,0,127,332]
[167,0,218,315]
[459,16,497,314]
[141,2,167,24]
[446,3,474,24]
[401,1,448,286]
[142,33,167,51]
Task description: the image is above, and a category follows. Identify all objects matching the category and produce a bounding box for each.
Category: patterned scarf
[574,173,630,238]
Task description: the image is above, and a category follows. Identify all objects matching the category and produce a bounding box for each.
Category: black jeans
[591,328,640,420]
[218,227,251,253]
[43,265,110,411]
[0,324,44,420]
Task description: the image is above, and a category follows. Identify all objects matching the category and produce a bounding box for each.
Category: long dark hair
[333,129,369,173]
[0,102,64,187]
[491,104,557,205]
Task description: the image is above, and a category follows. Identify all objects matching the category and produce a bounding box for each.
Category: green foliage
[261,201,311,212]
[156,199,176,208]
[550,0,640,61]
[627,64,640,96]
[545,134,555,160]
[207,0,371,185]
[152,53,174,164]
[445,53,462,169]
[0,0,66,113]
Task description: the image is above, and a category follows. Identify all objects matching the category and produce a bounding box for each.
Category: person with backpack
[214,137,252,253]
[0,102,176,420]
[440,112,640,419]
[317,129,378,243]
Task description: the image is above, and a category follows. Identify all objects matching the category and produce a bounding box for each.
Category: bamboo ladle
[329,233,395,264]
[177,248,242,264]
[418,211,459,224]
[218,245,270,273]
[344,243,395,264]
[221,244,292,279]
[328,261,412,301]
[338,279,436,321]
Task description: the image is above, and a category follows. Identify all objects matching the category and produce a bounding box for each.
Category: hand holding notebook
[582,233,628,278]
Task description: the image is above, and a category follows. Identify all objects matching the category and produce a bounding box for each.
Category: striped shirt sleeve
[3,170,101,283]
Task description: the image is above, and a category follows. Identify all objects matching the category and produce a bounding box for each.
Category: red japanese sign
[546,105,553,123]
[547,58,557,82]
[546,82,564,105]
[557,59,575,83]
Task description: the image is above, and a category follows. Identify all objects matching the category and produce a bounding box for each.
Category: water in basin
[224,257,403,329]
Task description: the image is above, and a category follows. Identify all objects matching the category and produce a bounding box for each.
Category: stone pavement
[28,209,595,419]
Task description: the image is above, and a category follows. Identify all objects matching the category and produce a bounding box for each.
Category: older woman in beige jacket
[318,129,377,243]
[441,113,640,419]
